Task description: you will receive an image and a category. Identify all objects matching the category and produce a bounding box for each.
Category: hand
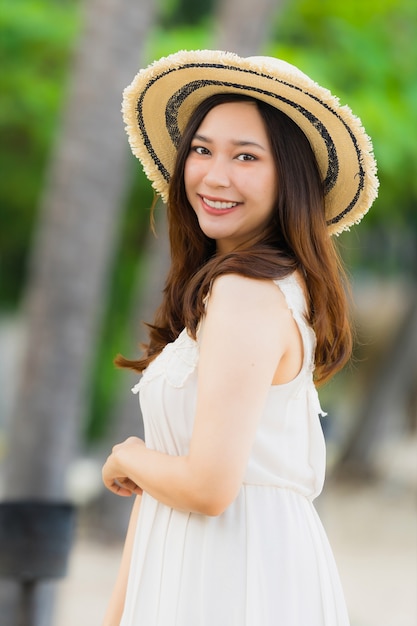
[102,436,145,497]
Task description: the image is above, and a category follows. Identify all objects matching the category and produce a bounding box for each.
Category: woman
[102,50,378,625]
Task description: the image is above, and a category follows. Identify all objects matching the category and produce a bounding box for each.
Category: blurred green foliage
[0,0,80,306]
[159,0,215,27]
[2,0,415,309]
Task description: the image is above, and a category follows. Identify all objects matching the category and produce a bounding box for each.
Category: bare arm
[101,494,141,626]
[102,275,299,516]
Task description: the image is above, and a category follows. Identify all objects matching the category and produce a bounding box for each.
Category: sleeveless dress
[121,273,351,626]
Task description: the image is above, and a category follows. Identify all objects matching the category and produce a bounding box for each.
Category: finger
[117,477,140,492]
[102,474,134,496]
[110,481,136,497]
[115,477,144,496]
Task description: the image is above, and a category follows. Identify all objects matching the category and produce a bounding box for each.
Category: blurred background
[0,0,416,624]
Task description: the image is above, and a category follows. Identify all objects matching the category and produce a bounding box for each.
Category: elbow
[181,457,242,516]
[194,500,229,517]
[189,482,239,517]
[196,500,227,517]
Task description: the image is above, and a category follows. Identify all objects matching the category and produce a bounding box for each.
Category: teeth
[203,197,238,210]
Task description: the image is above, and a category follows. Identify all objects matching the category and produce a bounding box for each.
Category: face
[184,101,278,254]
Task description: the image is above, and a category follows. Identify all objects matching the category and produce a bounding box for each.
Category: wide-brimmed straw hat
[122,49,378,235]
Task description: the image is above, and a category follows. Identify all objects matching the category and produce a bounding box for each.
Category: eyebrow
[193,133,267,151]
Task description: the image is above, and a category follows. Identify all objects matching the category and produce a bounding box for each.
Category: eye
[236,153,256,162]
[190,145,211,156]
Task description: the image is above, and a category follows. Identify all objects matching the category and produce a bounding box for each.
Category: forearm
[107,436,237,516]
[114,445,206,513]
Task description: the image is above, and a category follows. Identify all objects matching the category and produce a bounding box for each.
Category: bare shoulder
[201,274,297,375]
[207,274,292,332]
[208,274,290,320]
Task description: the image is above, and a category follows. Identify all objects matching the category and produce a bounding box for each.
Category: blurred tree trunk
[335,290,417,477]
[0,0,155,623]
[214,0,285,55]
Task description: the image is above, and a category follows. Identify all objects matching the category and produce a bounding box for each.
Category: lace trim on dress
[132,328,199,393]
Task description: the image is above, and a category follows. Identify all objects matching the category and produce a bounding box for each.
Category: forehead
[196,100,267,137]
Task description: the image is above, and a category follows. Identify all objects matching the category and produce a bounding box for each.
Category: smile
[202,196,239,210]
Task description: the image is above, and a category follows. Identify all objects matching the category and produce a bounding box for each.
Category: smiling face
[184,101,278,254]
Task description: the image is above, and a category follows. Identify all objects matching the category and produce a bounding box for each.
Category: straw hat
[122,49,378,235]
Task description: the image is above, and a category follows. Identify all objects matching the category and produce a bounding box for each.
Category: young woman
[102,50,378,625]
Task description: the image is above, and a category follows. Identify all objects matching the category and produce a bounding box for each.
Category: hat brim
[123,50,378,235]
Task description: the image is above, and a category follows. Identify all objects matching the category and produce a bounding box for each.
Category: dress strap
[273,273,308,322]
[274,273,316,374]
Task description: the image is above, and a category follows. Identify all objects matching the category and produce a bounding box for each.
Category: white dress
[121,273,350,625]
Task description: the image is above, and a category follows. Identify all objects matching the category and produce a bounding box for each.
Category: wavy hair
[116,94,352,385]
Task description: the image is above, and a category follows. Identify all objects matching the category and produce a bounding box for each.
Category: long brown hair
[116,94,352,385]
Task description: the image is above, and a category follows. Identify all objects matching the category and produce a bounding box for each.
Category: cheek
[183,161,191,193]
[259,171,278,211]
[184,159,201,193]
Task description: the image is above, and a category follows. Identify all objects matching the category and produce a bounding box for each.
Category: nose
[203,156,231,188]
